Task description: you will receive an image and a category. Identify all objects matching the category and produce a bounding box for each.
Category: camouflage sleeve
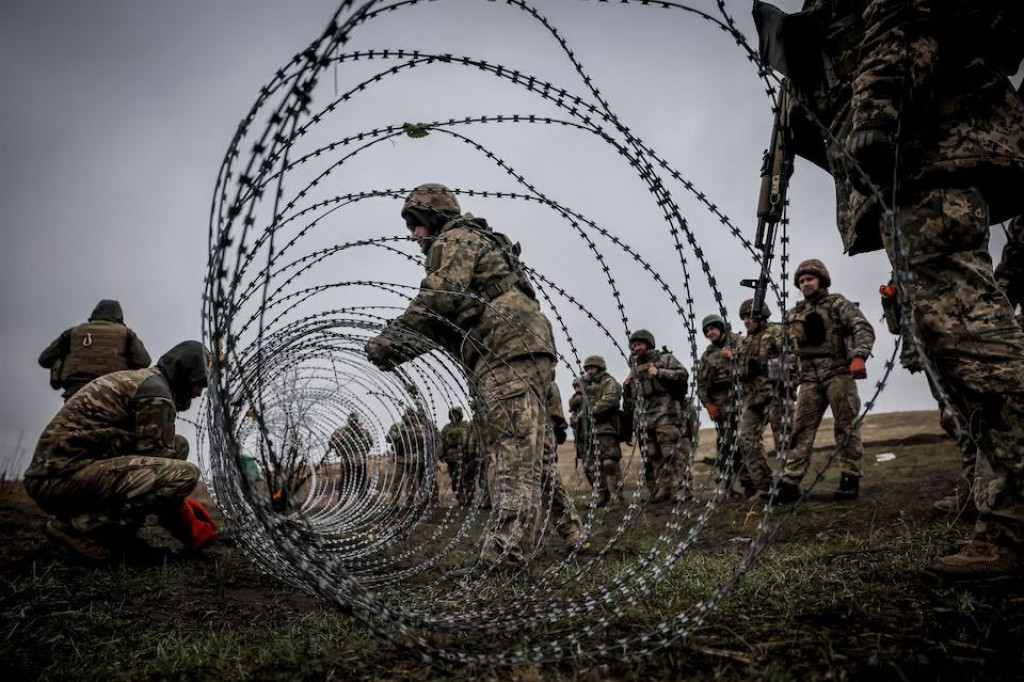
[133,375,178,457]
[126,330,152,369]
[837,297,876,359]
[391,231,483,347]
[590,376,621,418]
[38,329,71,368]
[696,355,711,404]
[656,353,689,385]
[852,0,936,134]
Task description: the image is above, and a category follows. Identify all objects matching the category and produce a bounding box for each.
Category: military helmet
[583,355,607,371]
[401,183,461,223]
[701,314,726,335]
[628,329,656,349]
[449,406,463,420]
[794,258,831,288]
[739,298,771,320]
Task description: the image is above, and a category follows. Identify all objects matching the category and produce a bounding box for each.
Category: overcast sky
[3,0,993,468]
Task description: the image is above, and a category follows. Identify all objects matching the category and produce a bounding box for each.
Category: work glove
[179,498,218,550]
[847,127,895,194]
[849,357,868,380]
[721,349,733,360]
[706,403,721,422]
[554,425,567,445]
[365,335,400,370]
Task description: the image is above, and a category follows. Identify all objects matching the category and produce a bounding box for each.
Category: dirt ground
[1,411,1022,681]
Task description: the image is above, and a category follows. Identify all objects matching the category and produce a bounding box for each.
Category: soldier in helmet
[386,407,436,508]
[578,355,623,507]
[328,412,374,498]
[783,259,875,502]
[736,299,789,501]
[439,406,471,506]
[753,0,1024,577]
[697,314,747,496]
[365,183,556,568]
[24,341,214,561]
[38,300,151,401]
[623,329,692,503]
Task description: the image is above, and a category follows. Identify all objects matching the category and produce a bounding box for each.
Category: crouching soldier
[24,341,214,561]
[783,260,875,501]
[624,330,692,503]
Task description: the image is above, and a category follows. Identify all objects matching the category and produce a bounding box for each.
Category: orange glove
[849,357,867,380]
[180,498,218,550]
[706,403,721,421]
[722,349,733,360]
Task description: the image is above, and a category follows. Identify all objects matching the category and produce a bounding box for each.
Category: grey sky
[2,0,988,466]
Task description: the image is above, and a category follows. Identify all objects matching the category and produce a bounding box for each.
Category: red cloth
[180,498,218,550]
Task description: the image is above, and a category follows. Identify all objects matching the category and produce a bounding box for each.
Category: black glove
[847,127,895,195]
[554,426,567,445]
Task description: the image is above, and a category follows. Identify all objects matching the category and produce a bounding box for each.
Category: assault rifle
[741,85,793,320]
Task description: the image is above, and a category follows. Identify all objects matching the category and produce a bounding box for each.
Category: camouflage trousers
[883,186,1024,550]
[25,435,197,537]
[784,373,864,484]
[539,432,582,545]
[582,433,623,502]
[477,356,552,565]
[445,460,465,504]
[642,422,691,500]
[738,398,787,493]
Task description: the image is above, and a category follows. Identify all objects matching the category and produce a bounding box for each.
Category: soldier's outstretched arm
[839,298,877,358]
[38,329,71,368]
[133,376,180,458]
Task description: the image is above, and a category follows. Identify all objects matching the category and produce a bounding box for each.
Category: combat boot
[933,481,975,516]
[927,541,1024,580]
[775,480,801,503]
[45,518,111,562]
[560,521,584,550]
[833,473,860,500]
[595,488,611,508]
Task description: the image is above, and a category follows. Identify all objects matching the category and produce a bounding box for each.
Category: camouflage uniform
[24,341,207,558]
[462,417,490,509]
[568,381,585,468]
[785,261,875,495]
[759,0,1024,569]
[736,300,789,496]
[386,409,436,508]
[580,356,623,506]
[624,330,692,502]
[329,414,373,497]
[38,300,151,401]
[541,379,583,547]
[697,316,746,493]
[439,407,471,505]
[366,184,556,566]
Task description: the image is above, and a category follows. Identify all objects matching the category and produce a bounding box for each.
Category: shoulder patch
[134,374,173,401]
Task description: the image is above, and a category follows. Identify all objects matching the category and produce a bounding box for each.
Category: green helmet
[628,329,656,349]
[701,314,726,335]
[449,406,463,422]
[401,183,461,226]
[583,355,606,371]
[739,298,771,320]
[794,258,831,288]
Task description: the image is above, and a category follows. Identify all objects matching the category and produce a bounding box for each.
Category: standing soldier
[697,314,746,495]
[736,299,788,501]
[579,356,624,507]
[541,375,584,548]
[753,0,1024,575]
[38,300,151,401]
[439,407,471,506]
[623,330,692,503]
[328,412,374,498]
[24,341,214,561]
[783,260,875,501]
[568,379,585,470]
[386,408,433,508]
[365,183,556,568]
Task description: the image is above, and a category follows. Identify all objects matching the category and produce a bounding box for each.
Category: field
[2,411,1022,681]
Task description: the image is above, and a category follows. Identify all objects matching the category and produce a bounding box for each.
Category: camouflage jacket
[580,371,621,436]
[778,0,1024,255]
[697,332,742,410]
[623,347,690,429]
[26,368,180,479]
[329,421,374,459]
[438,420,470,464]
[546,380,568,446]
[787,289,875,380]
[737,322,786,406]
[389,214,556,375]
[995,214,1024,312]
[387,415,434,464]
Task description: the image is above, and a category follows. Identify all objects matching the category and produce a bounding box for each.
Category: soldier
[38,300,151,401]
[579,355,624,507]
[568,379,585,469]
[782,260,875,501]
[541,375,584,548]
[623,329,692,503]
[735,299,788,501]
[755,0,1024,574]
[697,314,746,495]
[328,412,374,498]
[386,408,435,508]
[23,341,213,561]
[439,407,471,506]
[365,184,556,568]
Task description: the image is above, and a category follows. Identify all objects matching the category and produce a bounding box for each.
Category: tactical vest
[789,297,848,360]
[441,424,465,461]
[634,349,688,403]
[60,321,130,381]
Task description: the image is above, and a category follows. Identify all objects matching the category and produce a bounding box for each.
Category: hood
[157,340,209,410]
[90,299,124,323]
